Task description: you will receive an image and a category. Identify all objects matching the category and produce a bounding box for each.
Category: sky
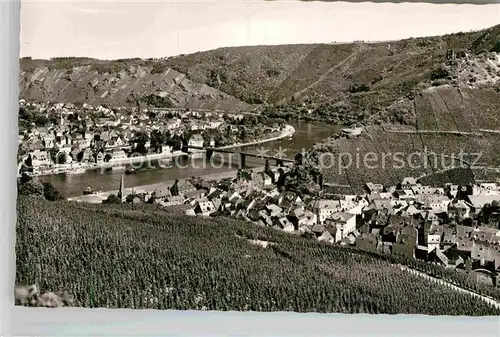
[20,0,500,59]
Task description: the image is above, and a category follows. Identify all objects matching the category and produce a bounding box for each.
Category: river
[40,121,343,197]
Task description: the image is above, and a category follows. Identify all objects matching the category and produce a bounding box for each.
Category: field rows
[15,196,500,315]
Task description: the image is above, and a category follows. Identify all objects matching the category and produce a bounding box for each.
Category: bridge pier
[275,159,284,167]
[206,149,214,161]
[239,153,246,169]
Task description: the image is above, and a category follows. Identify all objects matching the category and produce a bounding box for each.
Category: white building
[188,134,204,147]
[472,183,500,196]
[468,195,500,214]
[109,149,127,161]
[188,134,204,159]
[427,234,441,253]
[194,201,217,216]
[30,149,50,167]
[325,211,357,243]
[313,200,342,224]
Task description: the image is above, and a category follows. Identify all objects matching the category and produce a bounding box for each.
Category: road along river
[41,121,344,198]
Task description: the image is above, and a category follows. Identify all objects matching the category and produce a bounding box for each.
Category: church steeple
[117,174,125,202]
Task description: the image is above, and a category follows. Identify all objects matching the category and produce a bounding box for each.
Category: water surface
[41,121,343,197]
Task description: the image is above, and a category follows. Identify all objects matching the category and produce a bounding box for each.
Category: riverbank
[68,166,266,203]
[22,125,295,178]
[39,121,336,197]
[22,151,187,178]
[217,124,295,150]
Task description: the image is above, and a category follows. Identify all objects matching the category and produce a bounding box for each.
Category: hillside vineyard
[16,23,500,316]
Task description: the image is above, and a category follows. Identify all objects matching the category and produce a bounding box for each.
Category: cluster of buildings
[118,169,500,288]
[18,101,272,175]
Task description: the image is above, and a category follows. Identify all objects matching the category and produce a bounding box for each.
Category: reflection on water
[40,121,343,197]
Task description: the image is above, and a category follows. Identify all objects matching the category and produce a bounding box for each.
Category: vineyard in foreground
[16,196,500,315]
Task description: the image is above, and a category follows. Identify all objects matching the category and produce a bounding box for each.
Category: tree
[18,179,44,198]
[57,152,67,165]
[134,131,150,155]
[103,194,121,204]
[76,151,85,163]
[135,143,148,156]
[19,172,31,184]
[49,148,60,164]
[150,130,168,153]
[42,182,64,201]
[126,194,136,203]
[170,180,179,196]
[430,65,449,80]
[134,131,149,144]
[239,128,248,140]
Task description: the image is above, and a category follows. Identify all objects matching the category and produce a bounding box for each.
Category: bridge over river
[40,122,344,197]
[182,145,295,168]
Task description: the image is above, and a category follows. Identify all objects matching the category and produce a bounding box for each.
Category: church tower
[117,174,125,202]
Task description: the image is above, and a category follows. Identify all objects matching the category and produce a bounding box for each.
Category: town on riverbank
[18,100,290,178]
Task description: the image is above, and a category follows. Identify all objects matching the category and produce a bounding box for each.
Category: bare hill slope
[20,25,500,121]
[19,58,254,111]
[164,24,500,108]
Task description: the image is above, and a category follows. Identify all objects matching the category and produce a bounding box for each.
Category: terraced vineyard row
[415,86,500,132]
[318,125,500,191]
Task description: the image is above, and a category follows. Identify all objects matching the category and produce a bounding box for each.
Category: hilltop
[20,25,500,122]
[19,58,254,111]
[162,24,500,123]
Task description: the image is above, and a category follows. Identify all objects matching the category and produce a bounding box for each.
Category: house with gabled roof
[313,199,342,224]
[427,247,449,266]
[467,195,500,215]
[399,204,420,217]
[400,177,419,190]
[194,200,217,216]
[324,211,357,242]
[448,199,473,220]
[355,233,378,253]
[164,195,184,207]
[277,191,301,206]
[367,208,390,227]
[472,183,500,196]
[394,189,415,201]
[471,244,499,273]
[399,226,418,246]
[266,204,283,218]
[363,199,394,215]
[427,232,441,253]
[318,230,335,244]
[456,225,474,239]
[274,216,294,232]
[456,237,474,259]
[411,185,444,196]
[175,180,197,197]
[184,189,206,200]
[364,182,384,195]
[472,229,495,244]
